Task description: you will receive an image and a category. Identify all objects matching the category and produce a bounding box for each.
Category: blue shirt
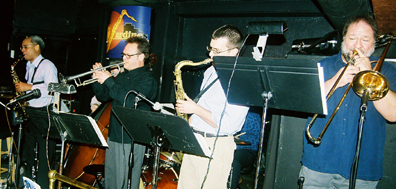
[301,51,396,181]
[236,111,261,151]
[25,55,58,108]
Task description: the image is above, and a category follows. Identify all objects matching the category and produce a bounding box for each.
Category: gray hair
[29,35,45,50]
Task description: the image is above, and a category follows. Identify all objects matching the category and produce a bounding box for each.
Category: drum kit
[140,149,183,189]
[139,137,250,189]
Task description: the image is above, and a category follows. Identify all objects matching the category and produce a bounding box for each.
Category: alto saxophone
[173,58,212,121]
[11,57,29,107]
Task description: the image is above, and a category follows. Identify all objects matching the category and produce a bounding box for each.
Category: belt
[191,128,229,138]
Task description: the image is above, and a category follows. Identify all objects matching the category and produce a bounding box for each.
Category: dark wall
[13,0,78,36]
[3,1,396,188]
[152,1,335,103]
[1,0,335,111]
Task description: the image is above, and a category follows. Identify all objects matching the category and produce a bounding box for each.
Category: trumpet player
[300,15,396,188]
[92,36,157,189]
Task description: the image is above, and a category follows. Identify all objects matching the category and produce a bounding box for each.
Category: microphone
[129,90,155,106]
[7,89,41,106]
[128,90,176,114]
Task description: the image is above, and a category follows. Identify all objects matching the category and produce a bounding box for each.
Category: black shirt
[92,66,158,143]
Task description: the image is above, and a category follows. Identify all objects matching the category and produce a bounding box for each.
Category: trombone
[306,35,393,145]
[59,62,125,87]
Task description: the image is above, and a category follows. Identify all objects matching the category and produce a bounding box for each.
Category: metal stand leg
[349,91,369,189]
[8,134,14,184]
[254,92,272,189]
[14,123,23,188]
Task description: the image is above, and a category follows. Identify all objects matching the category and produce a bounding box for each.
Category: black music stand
[112,106,207,189]
[24,107,108,187]
[214,56,327,189]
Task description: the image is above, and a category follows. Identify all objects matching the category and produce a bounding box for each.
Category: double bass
[62,102,111,185]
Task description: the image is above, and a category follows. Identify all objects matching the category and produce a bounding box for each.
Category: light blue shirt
[25,54,58,107]
[190,66,249,135]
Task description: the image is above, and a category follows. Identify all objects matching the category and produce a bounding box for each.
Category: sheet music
[317,63,328,115]
[193,133,212,157]
[86,115,109,147]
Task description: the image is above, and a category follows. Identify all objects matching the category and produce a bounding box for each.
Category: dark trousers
[229,149,257,189]
[105,140,146,189]
[20,120,56,189]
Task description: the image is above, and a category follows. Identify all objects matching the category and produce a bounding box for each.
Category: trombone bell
[352,70,389,101]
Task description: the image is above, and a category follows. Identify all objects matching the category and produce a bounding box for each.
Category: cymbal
[234,138,251,145]
[160,151,182,164]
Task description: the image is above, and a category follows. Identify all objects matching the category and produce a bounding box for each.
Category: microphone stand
[2,103,26,188]
[126,90,166,189]
[349,90,369,189]
[129,90,164,111]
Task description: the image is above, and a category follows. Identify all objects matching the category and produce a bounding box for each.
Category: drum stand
[149,126,169,189]
[112,106,207,189]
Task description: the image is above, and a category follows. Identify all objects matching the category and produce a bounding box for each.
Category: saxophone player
[175,25,249,189]
[17,35,58,188]
[17,35,58,107]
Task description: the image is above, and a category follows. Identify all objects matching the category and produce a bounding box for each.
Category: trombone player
[300,15,396,188]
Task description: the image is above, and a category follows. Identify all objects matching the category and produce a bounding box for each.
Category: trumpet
[59,62,125,87]
[306,35,392,145]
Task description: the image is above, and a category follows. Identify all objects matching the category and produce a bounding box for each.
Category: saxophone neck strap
[30,58,45,84]
[193,77,218,103]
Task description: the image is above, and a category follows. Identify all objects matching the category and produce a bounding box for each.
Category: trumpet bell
[352,70,389,101]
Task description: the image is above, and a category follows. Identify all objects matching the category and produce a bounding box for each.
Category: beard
[341,41,375,63]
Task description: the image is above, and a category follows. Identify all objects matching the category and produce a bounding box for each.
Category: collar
[205,65,216,75]
[27,54,44,68]
[125,65,147,73]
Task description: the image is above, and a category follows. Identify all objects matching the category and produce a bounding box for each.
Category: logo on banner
[106,9,148,53]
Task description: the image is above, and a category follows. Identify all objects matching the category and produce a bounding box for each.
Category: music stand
[24,107,108,187]
[214,56,327,189]
[112,106,207,189]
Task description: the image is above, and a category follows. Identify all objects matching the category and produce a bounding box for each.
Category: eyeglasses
[206,46,234,55]
[121,52,141,59]
[20,43,36,51]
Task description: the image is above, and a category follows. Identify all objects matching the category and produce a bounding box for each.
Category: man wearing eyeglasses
[92,36,157,189]
[176,25,249,189]
[17,35,58,107]
[17,35,58,188]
